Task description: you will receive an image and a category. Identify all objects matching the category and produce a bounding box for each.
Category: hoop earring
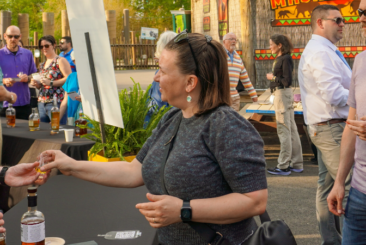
[187,94,192,102]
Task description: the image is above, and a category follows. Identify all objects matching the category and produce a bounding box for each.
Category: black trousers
[0,104,32,120]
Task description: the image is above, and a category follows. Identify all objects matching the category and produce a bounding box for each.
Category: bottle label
[21,221,45,243]
[29,120,34,127]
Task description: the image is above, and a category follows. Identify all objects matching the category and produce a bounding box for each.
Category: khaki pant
[308,123,351,245]
[230,96,240,112]
[273,88,303,169]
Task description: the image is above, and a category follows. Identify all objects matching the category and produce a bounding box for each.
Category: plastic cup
[32,73,41,82]
[64,129,74,142]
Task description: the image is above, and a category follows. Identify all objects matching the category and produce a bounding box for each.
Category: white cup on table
[64,129,75,142]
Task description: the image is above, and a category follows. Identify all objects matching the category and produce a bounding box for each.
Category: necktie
[335,50,352,71]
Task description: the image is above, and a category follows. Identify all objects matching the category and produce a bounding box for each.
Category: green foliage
[1,0,46,41]
[130,0,191,33]
[1,0,191,42]
[81,80,171,159]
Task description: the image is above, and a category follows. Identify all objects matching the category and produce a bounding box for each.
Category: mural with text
[270,0,360,26]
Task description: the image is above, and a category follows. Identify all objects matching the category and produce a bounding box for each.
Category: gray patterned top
[137,106,267,245]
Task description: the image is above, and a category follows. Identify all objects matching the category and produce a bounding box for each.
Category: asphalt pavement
[262,133,322,245]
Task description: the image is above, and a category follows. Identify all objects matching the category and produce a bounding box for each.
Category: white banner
[66,0,124,128]
[141,27,159,40]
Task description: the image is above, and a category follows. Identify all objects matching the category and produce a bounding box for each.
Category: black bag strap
[159,113,183,195]
[159,112,269,245]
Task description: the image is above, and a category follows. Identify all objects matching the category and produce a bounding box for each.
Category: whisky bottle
[29,108,40,131]
[50,95,60,134]
[74,109,82,137]
[21,187,45,245]
[5,104,15,128]
[80,113,88,136]
[0,225,5,245]
[75,109,87,136]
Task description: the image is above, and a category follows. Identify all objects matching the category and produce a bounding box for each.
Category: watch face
[181,209,191,219]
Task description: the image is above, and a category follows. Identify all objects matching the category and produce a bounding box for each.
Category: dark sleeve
[203,108,267,193]
[274,55,293,87]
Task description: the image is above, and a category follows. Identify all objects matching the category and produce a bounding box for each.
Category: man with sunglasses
[298,5,352,245]
[222,32,257,112]
[327,2,366,244]
[0,26,37,120]
[59,36,76,72]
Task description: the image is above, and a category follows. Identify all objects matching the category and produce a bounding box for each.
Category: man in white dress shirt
[298,5,352,245]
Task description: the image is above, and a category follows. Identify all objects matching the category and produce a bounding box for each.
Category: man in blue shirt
[59,36,76,72]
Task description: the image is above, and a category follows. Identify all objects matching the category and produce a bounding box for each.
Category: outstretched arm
[40,150,144,188]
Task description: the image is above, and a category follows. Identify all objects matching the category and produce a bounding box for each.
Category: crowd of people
[0,26,80,126]
[0,2,365,245]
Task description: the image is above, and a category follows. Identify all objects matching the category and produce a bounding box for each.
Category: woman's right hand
[0,212,5,233]
[40,150,76,176]
[30,79,42,89]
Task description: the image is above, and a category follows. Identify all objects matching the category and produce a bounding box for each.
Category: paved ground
[115,70,157,91]
[262,134,322,245]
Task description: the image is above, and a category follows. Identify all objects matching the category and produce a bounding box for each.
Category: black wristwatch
[0,167,9,187]
[180,200,192,223]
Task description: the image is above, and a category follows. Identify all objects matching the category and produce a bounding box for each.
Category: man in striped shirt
[223,33,258,112]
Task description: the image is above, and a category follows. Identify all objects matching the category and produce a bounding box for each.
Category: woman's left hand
[347,117,366,141]
[266,73,273,80]
[40,78,51,86]
[136,193,183,228]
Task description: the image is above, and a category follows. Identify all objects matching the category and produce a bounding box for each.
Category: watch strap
[182,200,190,209]
[181,200,192,223]
[50,81,54,87]
[0,167,9,187]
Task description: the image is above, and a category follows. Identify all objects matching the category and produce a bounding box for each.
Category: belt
[275,86,291,90]
[316,119,346,126]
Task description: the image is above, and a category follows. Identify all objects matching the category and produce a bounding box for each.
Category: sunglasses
[322,17,346,25]
[173,30,199,76]
[39,44,51,49]
[358,9,366,17]
[7,35,20,39]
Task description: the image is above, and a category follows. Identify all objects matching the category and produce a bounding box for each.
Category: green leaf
[84,79,171,159]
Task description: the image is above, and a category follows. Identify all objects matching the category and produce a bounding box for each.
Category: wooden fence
[22,34,158,70]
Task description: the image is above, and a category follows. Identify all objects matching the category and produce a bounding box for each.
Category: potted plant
[82,80,170,162]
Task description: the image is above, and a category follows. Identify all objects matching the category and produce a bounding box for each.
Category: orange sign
[204,17,211,31]
[270,0,360,26]
[217,0,229,39]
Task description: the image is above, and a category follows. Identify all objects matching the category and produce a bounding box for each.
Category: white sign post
[66,0,124,129]
[141,27,159,40]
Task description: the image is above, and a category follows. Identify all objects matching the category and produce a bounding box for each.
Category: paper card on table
[67,91,79,101]
[12,77,21,82]
[68,241,98,245]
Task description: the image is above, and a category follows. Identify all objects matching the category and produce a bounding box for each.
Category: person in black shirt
[266,34,304,176]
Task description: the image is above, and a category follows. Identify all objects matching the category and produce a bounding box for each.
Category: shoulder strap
[159,111,269,245]
[160,112,182,195]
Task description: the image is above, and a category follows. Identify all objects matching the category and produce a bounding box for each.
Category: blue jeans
[342,187,366,245]
[38,102,67,125]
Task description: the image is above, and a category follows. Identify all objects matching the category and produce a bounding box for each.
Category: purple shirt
[0,46,37,107]
[348,50,366,195]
